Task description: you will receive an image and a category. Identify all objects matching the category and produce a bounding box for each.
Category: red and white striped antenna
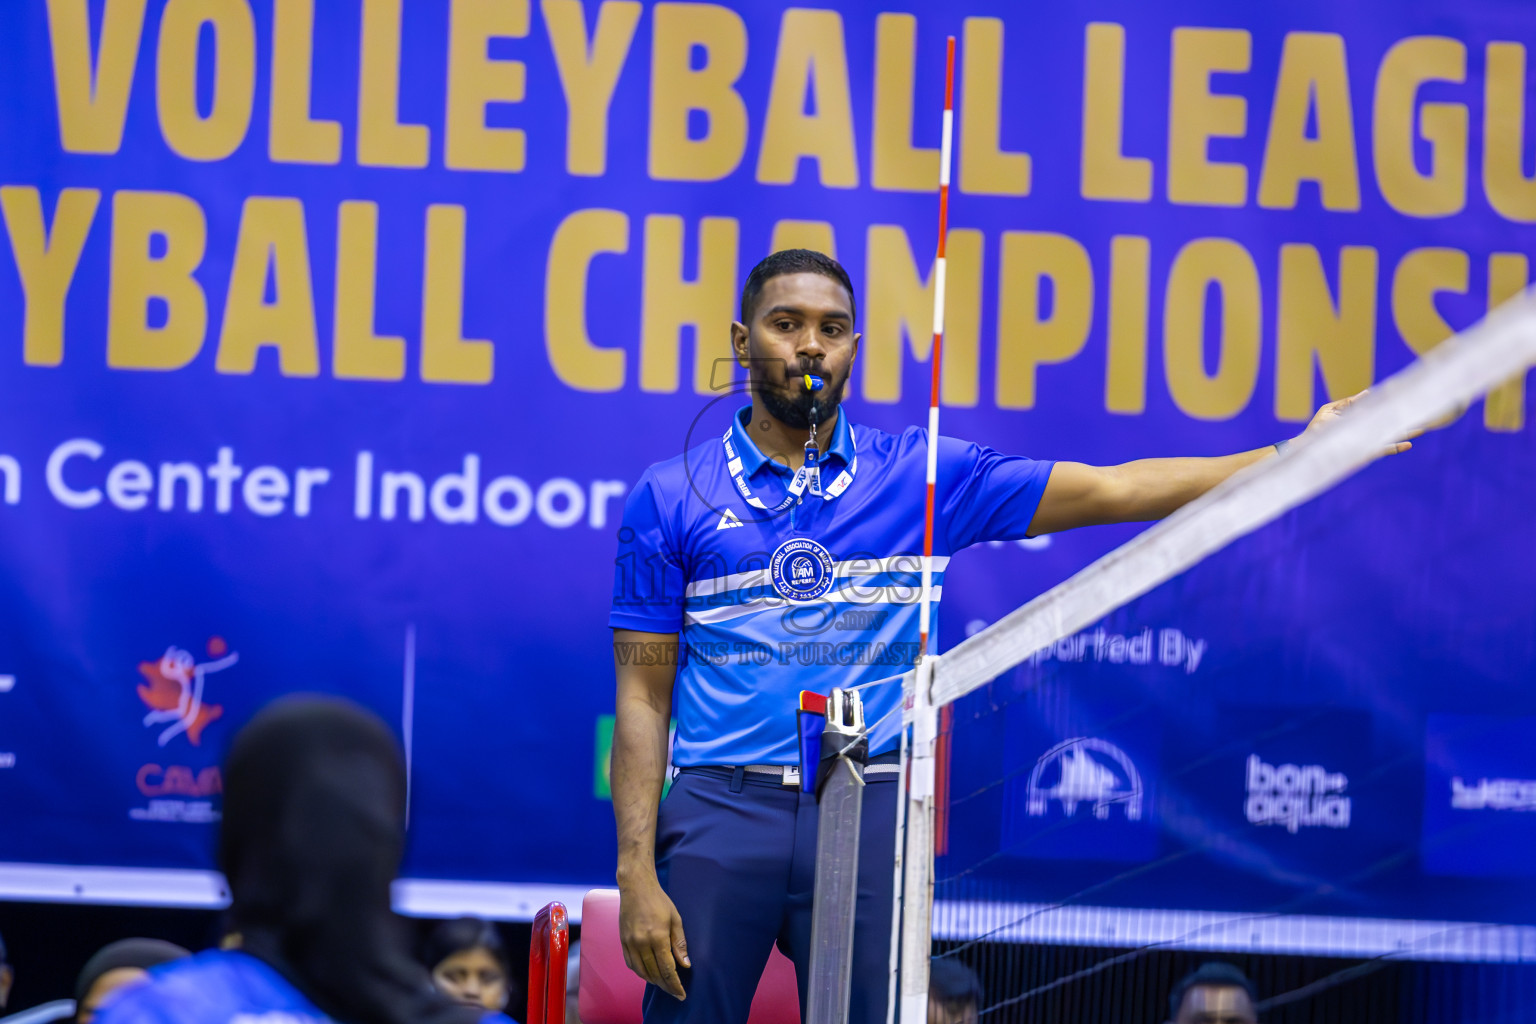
[918,35,955,655]
[895,35,957,1024]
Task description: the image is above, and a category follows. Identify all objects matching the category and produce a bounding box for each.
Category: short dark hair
[929,956,983,1011]
[739,249,857,327]
[1169,962,1257,1019]
[420,916,511,974]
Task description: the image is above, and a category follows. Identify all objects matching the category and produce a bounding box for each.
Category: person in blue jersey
[97,697,506,1024]
[609,249,1412,1024]
[74,940,189,1023]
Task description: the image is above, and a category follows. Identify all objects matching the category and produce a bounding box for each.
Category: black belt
[678,750,901,788]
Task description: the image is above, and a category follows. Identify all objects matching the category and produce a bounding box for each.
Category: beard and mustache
[754,363,849,429]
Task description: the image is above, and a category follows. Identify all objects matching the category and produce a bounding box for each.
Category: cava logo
[1026,737,1143,820]
[1450,777,1536,812]
[1245,755,1351,833]
[131,637,237,825]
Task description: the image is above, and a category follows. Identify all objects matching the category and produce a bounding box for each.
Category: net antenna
[892,34,958,1024]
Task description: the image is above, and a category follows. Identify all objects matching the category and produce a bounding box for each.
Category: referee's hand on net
[1301,389,1423,456]
[620,877,691,1000]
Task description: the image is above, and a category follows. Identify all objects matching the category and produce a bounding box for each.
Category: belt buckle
[781,766,801,786]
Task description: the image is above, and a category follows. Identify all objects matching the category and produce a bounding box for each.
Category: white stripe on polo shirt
[684,555,952,599]
[684,586,948,626]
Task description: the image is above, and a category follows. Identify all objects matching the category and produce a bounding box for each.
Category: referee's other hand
[620,878,691,1000]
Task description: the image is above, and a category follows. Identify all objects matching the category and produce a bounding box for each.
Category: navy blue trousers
[642,764,899,1024]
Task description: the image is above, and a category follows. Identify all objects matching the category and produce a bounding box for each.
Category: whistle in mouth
[800,374,825,392]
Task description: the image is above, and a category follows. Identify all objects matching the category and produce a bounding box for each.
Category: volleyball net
[883,288,1536,1023]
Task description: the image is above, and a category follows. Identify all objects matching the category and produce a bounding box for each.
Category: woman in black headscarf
[96,697,503,1024]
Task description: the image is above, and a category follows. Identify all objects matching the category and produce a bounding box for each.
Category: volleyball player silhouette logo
[136,638,239,747]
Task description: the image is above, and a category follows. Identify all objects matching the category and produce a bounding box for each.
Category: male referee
[608,249,1408,1024]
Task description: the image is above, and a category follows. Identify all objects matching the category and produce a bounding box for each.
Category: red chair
[528,901,569,1024]
[532,889,800,1024]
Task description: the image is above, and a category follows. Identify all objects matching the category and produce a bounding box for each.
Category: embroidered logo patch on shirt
[770,537,834,601]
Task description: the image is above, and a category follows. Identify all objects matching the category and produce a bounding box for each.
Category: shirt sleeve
[609,469,686,633]
[938,435,1056,551]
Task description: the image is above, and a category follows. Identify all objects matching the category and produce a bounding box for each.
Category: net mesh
[902,296,1536,1022]
[931,511,1536,1019]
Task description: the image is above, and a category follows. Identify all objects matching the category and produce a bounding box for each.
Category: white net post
[899,656,939,1024]
[885,722,909,1024]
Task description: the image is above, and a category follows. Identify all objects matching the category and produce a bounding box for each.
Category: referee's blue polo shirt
[610,406,1054,768]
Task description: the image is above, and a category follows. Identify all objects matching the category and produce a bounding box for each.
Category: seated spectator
[1166,962,1259,1024]
[96,696,508,1024]
[928,956,981,1024]
[421,918,512,1012]
[74,941,189,1023]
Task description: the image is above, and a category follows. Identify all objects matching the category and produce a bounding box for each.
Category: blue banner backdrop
[0,0,1532,928]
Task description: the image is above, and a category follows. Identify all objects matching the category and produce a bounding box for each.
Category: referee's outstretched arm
[612,628,690,1001]
[1026,390,1415,536]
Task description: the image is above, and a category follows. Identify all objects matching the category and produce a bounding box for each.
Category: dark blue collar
[730,405,854,478]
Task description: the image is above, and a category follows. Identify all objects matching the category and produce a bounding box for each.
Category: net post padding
[807,689,870,1024]
[924,286,1536,710]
